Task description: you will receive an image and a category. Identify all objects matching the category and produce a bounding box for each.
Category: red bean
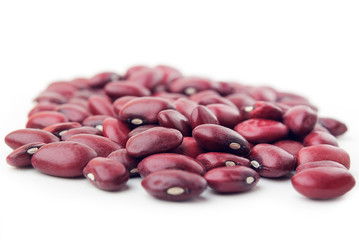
[302,131,339,147]
[31,141,97,177]
[152,92,187,101]
[234,119,289,143]
[88,72,121,88]
[66,134,122,157]
[195,152,251,171]
[46,81,77,99]
[295,160,347,174]
[204,166,260,193]
[82,115,108,131]
[214,81,235,96]
[241,101,283,121]
[70,77,90,89]
[55,103,91,122]
[26,111,69,129]
[192,124,251,156]
[124,65,150,78]
[249,144,296,178]
[171,137,206,158]
[174,98,198,120]
[291,167,355,199]
[158,109,192,136]
[126,127,183,158]
[297,145,350,169]
[248,86,277,102]
[226,93,256,110]
[318,117,348,136]
[141,169,207,201]
[88,95,116,117]
[127,125,158,138]
[107,149,140,176]
[83,157,129,191]
[273,139,303,160]
[28,102,59,117]
[68,97,90,111]
[102,117,130,147]
[35,91,67,104]
[61,126,102,140]
[127,68,163,90]
[154,65,183,85]
[169,77,216,95]
[206,103,243,128]
[113,96,137,113]
[43,122,82,138]
[190,105,219,128]
[5,128,59,149]
[6,142,45,167]
[104,81,151,100]
[283,105,318,136]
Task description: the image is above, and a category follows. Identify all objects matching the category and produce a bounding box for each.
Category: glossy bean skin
[26,111,69,129]
[154,65,183,85]
[193,124,251,156]
[66,134,122,157]
[68,97,90,111]
[302,131,339,147]
[5,128,59,149]
[174,98,198,120]
[88,96,116,117]
[61,126,102,140]
[55,103,90,122]
[35,91,67,104]
[171,137,206,158]
[43,122,82,138]
[104,81,151,100]
[127,68,163,90]
[138,153,205,177]
[113,96,137,113]
[158,109,192,136]
[291,167,355,199]
[119,97,175,126]
[248,86,277,102]
[226,93,256,110]
[204,166,260,193]
[126,127,183,158]
[234,119,289,143]
[88,72,121,88]
[295,160,347,174]
[70,77,90,89]
[297,145,350,169]
[283,105,318,136]
[190,105,219,129]
[6,142,45,167]
[127,125,158,138]
[206,103,243,128]
[318,117,348,136]
[83,157,129,191]
[152,92,187,102]
[273,140,303,161]
[141,169,207,201]
[102,117,130,147]
[124,65,150,79]
[249,144,296,178]
[31,142,97,177]
[241,101,283,121]
[28,102,59,117]
[107,149,140,176]
[46,81,77,99]
[82,115,108,130]
[195,152,251,171]
[169,77,216,95]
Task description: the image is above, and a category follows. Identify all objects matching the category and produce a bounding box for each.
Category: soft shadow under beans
[208,185,261,197]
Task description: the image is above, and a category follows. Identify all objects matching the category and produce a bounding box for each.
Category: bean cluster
[4,65,355,201]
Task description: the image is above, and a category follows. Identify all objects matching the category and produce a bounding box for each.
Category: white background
[1,1,358,240]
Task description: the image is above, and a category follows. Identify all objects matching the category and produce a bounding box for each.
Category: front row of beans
[4,65,355,201]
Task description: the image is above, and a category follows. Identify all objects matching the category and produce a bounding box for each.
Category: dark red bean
[55,103,91,122]
[119,97,175,126]
[46,81,77,99]
[291,167,355,199]
[318,117,348,136]
[249,144,296,178]
[66,134,122,157]
[215,81,235,96]
[88,96,116,117]
[169,77,216,95]
[61,126,102,140]
[192,124,251,156]
[174,98,198,120]
[43,122,82,138]
[83,157,129,191]
[226,93,256,110]
[126,127,183,158]
[88,72,121,88]
[5,128,59,149]
[158,109,192,136]
[273,140,304,160]
[124,65,150,79]
[297,145,350,169]
[190,105,219,128]
[195,152,251,171]
[277,93,317,111]
[6,142,46,167]
[241,101,283,121]
[171,137,206,158]
[102,117,130,147]
[283,105,318,136]
[154,65,183,85]
[205,166,260,193]
[312,123,330,133]
[303,131,339,147]
[234,119,289,143]
[127,125,159,138]
[127,68,163,90]
[35,91,67,104]
[104,81,151,100]
[70,77,90,89]
[26,111,69,129]
[152,92,187,101]
[68,97,90,111]
[28,102,59,117]
[189,90,219,102]
[141,169,207,201]
[197,95,237,109]
[295,160,347,174]
[248,86,277,102]
[206,103,243,128]
[82,115,108,131]
[107,149,141,176]
[113,96,137,113]
[138,153,205,177]
[31,141,97,177]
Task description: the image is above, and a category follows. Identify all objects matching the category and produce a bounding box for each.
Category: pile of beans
[4,65,356,201]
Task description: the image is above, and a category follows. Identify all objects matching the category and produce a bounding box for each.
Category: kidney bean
[43,122,81,138]
[277,94,318,111]
[273,140,304,160]
[113,96,137,113]
[68,97,90,111]
[26,111,69,129]
[89,72,121,88]
[66,134,122,157]
[82,115,108,131]
[88,95,116,117]
[234,119,289,143]
[31,141,97,177]
[249,144,296,178]
[154,65,183,85]
[127,125,158,138]
[295,160,347,174]
[283,105,318,136]
[83,157,129,191]
[158,109,192,136]
[127,68,163,90]
[206,103,243,128]
[6,142,46,167]
[297,145,350,169]
[102,117,130,147]
[35,91,67,104]
[126,127,183,158]
[205,166,260,193]
[28,102,59,117]
[73,89,105,100]
[248,86,277,102]
[312,123,330,133]
[70,77,90,89]
[291,167,355,199]
[215,81,235,96]
[169,77,217,95]
[189,90,220,102]
[190,105,219,128]
[152,92,187,101]
[61,126,102,140]
[46,81,77,99]
[242,101,283,121]
[303,131,339,147]
[55,103,90,122]
[195,152,251,171]
[5,128,59,149]
[192,124,251,156]
[107,149,140,176]
[141,169,207,201]
[174,98,198,120]
[119,97,175,126]
[171,137,206,158]
[318,117,348,136]
[226,93,256,110]
[104,81,151,100]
